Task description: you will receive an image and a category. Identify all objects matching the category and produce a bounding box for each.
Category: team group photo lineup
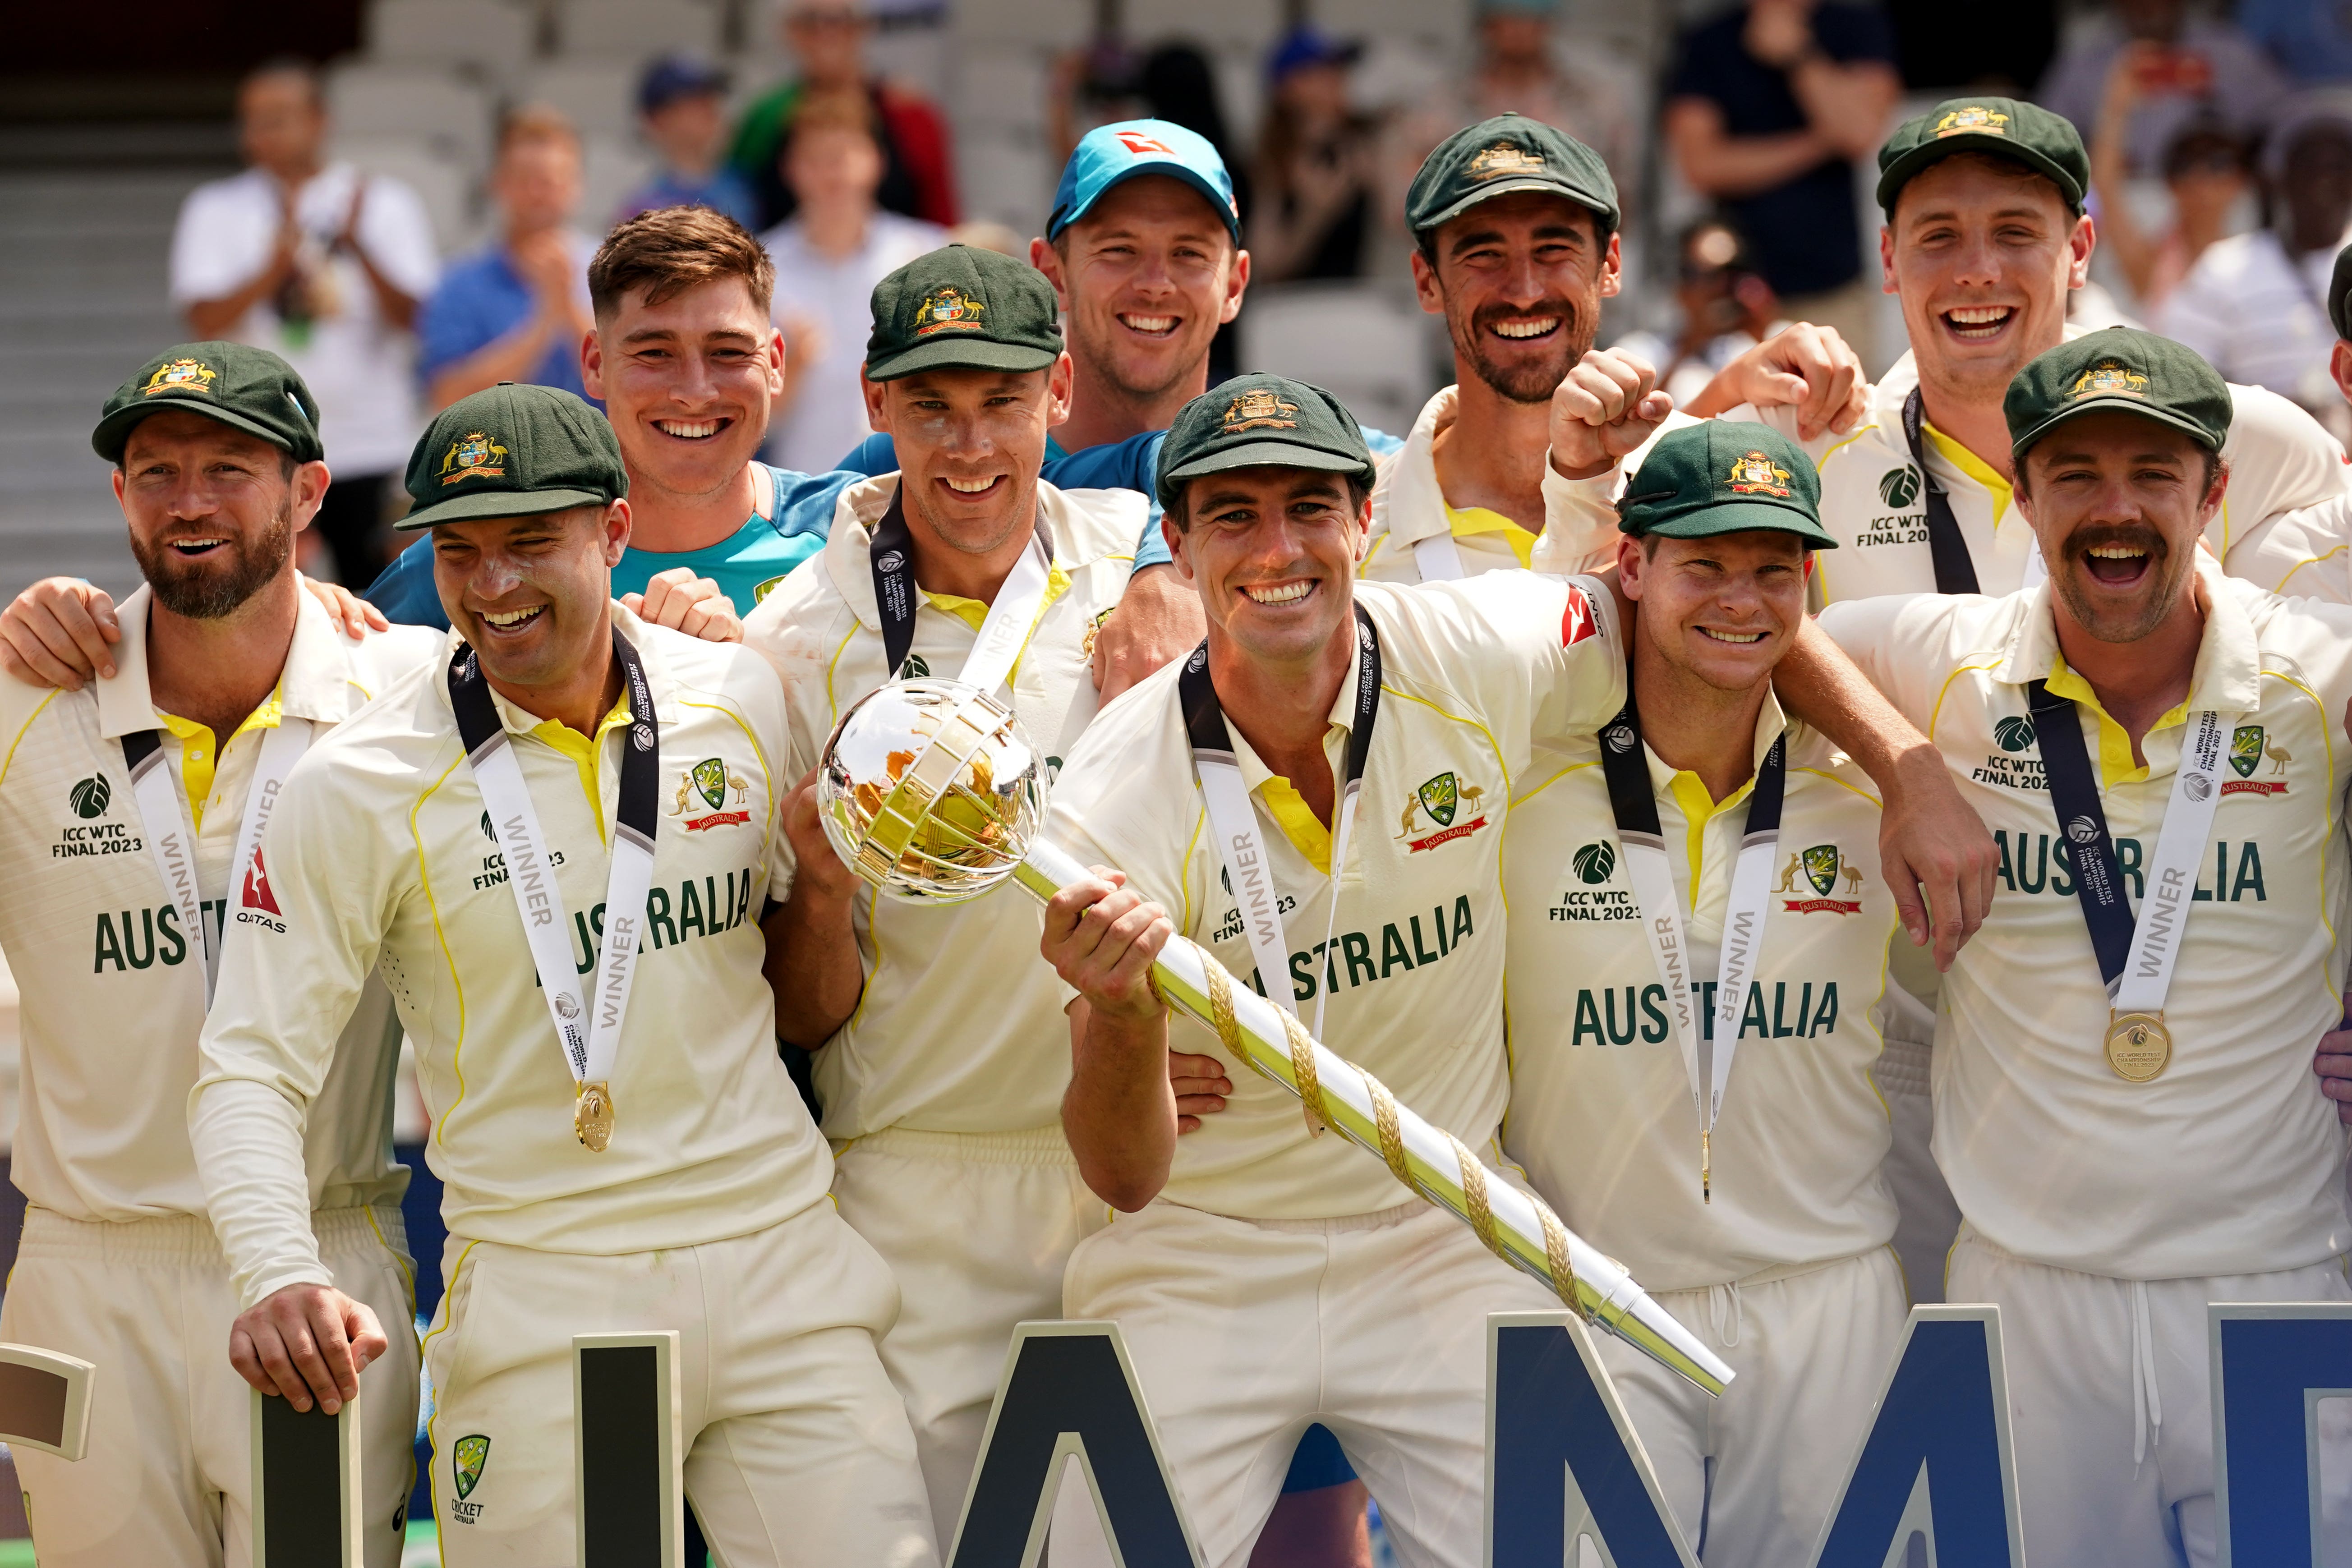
[14,0,2352,1563]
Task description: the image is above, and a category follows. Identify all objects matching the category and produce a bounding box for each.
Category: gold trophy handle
[1013,840,1733,1398]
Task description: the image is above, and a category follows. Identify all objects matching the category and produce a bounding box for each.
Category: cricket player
[1818,327,2352,1563]
[746,244,1146,1539]
[1363,114,1867,583]
[1038,374,1992,1568]
[188,382,939,1567]
[1502,421,1904,1561]
[2220,239,2352,603]
[0,343,429,1565]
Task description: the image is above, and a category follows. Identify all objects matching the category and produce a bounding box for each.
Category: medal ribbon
[870,486,1054,694]
[2026,682,2227,1010]
[1411,534,1467,583]
[1595,692,1786,1199]
[1181,605,1382,1053]
[1902,386,1984,597]
[448,629,659,1122]
[121,714,311,1001]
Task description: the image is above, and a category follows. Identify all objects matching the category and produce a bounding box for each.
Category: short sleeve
[833,433,900,475]
[360,545,451,631]
[171,182,271,306]
[1667,23,1731,103]
[354,175,442,296]
[767,469,860,542]
[2155,259,2234,375]
[417,266,501,381]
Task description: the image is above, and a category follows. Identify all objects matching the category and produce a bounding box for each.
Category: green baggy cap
[1406,113,1620,237]
[397,383,628,530]
[1876,96,2089,217]
[92,342,324,465]
[1614,422,1835,547]
[865,244,1064,382]
[1155,373,1375,513]
[2003,327,2232,464]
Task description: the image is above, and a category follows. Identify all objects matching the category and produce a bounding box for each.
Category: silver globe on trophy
[818,678,1735,1398]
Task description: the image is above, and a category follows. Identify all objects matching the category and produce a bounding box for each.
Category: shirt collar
[95,582,362,739]
[1371,385,1459,547]
[822,473,1065,634]
[1637,686,1790,803]
[1220,634,1366,797]
[1994,551,2262,716]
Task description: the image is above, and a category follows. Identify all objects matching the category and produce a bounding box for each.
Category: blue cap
[1267,26,1362,82]
[639,53,730,116]
[1048,119,1241,243]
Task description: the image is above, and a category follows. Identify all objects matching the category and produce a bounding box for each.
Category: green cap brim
[1876,135,2084,215]
[90,400,300,465]
[1162,440,1373,487]
[864,337,1060,382]
[395,486,611,530]
[2009,396,2223,462]
[1415,177,1616,235]
[1634,501,1837,548]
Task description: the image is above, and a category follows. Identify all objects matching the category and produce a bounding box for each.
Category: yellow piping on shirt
[2276,543,2348,598]
[1926,656,2007,745]
[824,621,861,717]
[1813,424,1881,471]
[0,689,61,790]
[412,753,471,1151]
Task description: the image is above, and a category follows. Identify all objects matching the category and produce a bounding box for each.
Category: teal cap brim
[396,486,611,530]
[90,399,302,465]
[864,337,1060,382]
[1052,163,1241,241]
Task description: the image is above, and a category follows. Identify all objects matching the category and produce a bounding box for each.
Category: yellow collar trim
[1444,504,1538,568]
[920,561,1074,660]
[526,693,637,838]
[1664,768,1758,897]
[2044,655,2191,787]
[1256,774,1334,876]
[156,686,284,832]
[1921,422,2014,526]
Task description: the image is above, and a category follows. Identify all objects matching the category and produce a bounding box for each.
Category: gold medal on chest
[575,1081,616,1152]
[2105,1011,2171,1083]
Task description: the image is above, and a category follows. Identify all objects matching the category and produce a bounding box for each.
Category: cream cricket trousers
[831,1124,1109,1546]
[1063,1197,1560,1568]
[422,1200,938,1568]
[2,1204,419,1568]
[1948,1226,2352,1567]
[1594,1247,1907,1564]
[1876,1035,1961,1306]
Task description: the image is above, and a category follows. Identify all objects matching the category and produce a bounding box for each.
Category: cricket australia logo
[2222,723,2290,795]
[1778,843,1864,914]
[670,755,752,831]
[449,1433,491,1522]
[438,431,508,485]
[1398,771,1489,853]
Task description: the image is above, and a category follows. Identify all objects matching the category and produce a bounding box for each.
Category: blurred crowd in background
[150,0,2352,586]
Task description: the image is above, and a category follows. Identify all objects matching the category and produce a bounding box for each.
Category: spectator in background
[1664,0,1901,368]
[614,54,759,230]
[2091,42,2252,314]
[417,105,596,411]
[1612,218,1789,409]
[170,58,437,587]
[758,93,944,473]
[1248,27,1381,284]
[2038,0,2286,176]
[2239,0,2352,88]
[1415,0,1639,192]
[729,0,958,233]
[2162,96,2352,422]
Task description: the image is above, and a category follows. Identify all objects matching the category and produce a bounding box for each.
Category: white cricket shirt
[744,474,1147,1138]
[1502,699,1902,1292]
[0,586,437,1223]
[1045,573,1625,1220]
[1818,557,2352,1279]
[194,607,830,1306]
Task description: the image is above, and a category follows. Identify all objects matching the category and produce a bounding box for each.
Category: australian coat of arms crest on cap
[1933,106,2009,139]
[439,431,509,485]
[142,358,217,397]
[1467,143,1547,179]
[1222,388,1300,432]
[2069,359,2149,400]
[914,286,985,336]
[1728,450,1793,496]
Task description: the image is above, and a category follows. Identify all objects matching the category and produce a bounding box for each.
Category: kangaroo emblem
[2267,741,2292,774]
[1399,797,1421,837]
[1774,853,1802,893]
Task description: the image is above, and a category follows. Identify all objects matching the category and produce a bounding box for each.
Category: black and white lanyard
[448,630,658,1150]
[1902,386,1982,597]
[1596,691,1786,1199]
[2025,681,2226,1021]
[120,713,311,1000]
[1181,605,1381,1041]
[869,486,1052,693]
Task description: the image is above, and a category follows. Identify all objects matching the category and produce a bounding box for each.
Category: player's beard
[1457,294,1592,405]
[2050,520,2189,644]
[132,500,295,621]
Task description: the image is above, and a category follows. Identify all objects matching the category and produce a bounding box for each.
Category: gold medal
[575,1081,615,1152]
[2105,1011,2171,1083]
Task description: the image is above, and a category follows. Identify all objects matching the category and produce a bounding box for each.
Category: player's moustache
[2062,520,2168,579]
